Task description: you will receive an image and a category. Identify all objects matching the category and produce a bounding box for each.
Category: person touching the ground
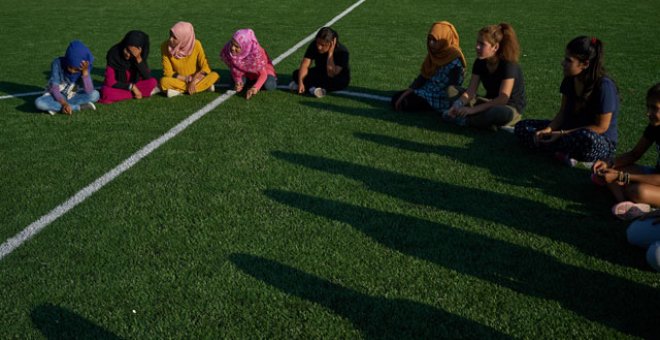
[99,30,158,104]
[515,36,619,167]
[391,21,466,113]
[290,27,350,98]
[35,40,99,115]
[160,21,219,97]
[445,23,525,129]
[591,83,660,220]
[220,28,277,100]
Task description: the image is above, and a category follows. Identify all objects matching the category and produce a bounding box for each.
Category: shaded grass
[1,0,660,338]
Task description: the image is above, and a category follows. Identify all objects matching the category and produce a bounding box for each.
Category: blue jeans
[34,90,100,112]
[627,219,660,271]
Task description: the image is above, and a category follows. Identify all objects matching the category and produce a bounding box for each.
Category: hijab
[420,21,466,79]
[220,29,269,74]
[106,30,150,83]
[168,22,195,59]
[61,40,94,83]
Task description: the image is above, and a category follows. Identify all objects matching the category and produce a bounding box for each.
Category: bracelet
[617,171,624,182]
[560,130,565,136]
[624,172,630,185]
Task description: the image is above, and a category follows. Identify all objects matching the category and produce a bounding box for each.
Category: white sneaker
[208,84,216,93]
[288,81,298,91]
[150,87,162,96]
[309,87,326,98]
[47,110,57,115]
[167,89,182,98]
[79,102,96,111]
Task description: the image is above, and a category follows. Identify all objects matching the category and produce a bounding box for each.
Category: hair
[647,83,660,104]
[478,23,520,63]
[316,27,338,43]
[566,36,606,85]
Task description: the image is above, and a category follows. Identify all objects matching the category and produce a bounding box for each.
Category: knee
[627,218,660,247]
[625,183,656,203]
[646,242,660,271]
[160,77,174,89]
[34,97,48,111]
[89,90,100,102]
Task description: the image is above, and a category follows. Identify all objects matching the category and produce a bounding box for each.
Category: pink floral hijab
[168,21,196,59]
[220,29,270,75]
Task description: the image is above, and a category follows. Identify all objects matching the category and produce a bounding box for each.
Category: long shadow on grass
[352,131,621,224]
[230,253,509,339]
[301,100,443,132]
[264,190,660,338]
[271,150,634,266]
[31,303,122,339]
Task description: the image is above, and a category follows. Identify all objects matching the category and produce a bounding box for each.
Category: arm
[161,43,175,78]
[462,77,514,115]
[79,60,94,94]
[251,67,269,92]
[447,74,479,116]
[297,58,312,94]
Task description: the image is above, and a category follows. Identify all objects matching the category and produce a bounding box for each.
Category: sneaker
[612,201,651,220]
[288,81,298,91]
[150,87,162,96]
[79,102,96,111]
[47,110,57,115]
[309,87,326,98]
[208,84,216,93]
[167,89,182,98]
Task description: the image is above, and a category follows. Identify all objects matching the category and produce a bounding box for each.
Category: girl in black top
[290,27,350,98]
[446,23,526,129]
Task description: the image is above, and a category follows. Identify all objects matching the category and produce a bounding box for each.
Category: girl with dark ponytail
[445,23,526,129]
[515,36,619,167]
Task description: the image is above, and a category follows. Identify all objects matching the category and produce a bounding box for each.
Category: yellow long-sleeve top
[161,40,212,77]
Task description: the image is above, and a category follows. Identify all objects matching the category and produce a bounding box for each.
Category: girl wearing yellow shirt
[160,21,219,97]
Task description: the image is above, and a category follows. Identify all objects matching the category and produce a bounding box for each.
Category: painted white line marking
[0,0,366,261]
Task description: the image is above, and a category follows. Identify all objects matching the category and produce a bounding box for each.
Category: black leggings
[292,67,350,92]
[390,90,433,112]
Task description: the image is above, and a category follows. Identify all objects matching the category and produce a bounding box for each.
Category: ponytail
[478,23,520,63]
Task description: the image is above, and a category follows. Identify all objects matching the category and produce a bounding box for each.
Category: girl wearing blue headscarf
[35,40,100,115]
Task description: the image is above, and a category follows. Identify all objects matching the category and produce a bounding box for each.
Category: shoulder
[337,42,349,53]
[160,41,170,54]
[599,77,617,93]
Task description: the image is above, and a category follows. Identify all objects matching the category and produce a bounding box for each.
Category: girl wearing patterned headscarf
[160,21,219,97]
[220,29,277,100]
[35,40,100,115]
[392,21,466,113]
[99,30,158,104]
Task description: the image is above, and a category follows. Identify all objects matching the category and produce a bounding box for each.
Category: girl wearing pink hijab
[220,29,277,100]
[160,21,219,97]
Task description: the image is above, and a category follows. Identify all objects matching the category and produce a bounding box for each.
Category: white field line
[0,0,366,261]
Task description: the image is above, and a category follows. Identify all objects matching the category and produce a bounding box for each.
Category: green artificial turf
[1,0,659,338]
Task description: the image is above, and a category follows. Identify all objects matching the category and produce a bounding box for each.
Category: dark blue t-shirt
[559,76,619,144]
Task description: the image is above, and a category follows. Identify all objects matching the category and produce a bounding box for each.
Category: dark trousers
[292,67,350,92]
[390,90,433,112]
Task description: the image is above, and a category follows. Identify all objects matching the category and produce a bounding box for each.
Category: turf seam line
[0,0,367,261]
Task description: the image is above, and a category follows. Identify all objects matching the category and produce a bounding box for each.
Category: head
[230,39,241,55]
[230,29,257,58]
[169,21,194,48]
[121,30,149,60]
[63,40,92,74]
[563,36,605,81]
[427,22,458,54]
[646,83,660,126]
[476,23,520,63]
[315,27,338,54]
[168,30,178,48]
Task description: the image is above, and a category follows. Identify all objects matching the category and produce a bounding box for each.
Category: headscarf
[220,29,269,74]
[106,30,150,83]
[168,21,195,59]
[61,40,94,83]
[420,21,466,79]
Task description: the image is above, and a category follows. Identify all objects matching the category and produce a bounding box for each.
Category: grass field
[1,0,659,338]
